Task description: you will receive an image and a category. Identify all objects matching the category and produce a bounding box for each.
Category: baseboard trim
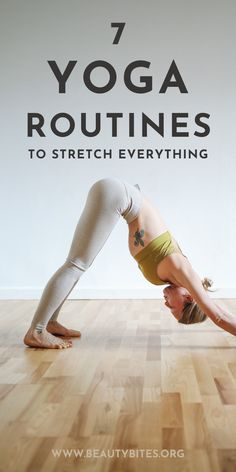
[0,286,236,299]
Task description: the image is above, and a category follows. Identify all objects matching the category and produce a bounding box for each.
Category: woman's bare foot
[46,320,81,338]
[24,327,72,349]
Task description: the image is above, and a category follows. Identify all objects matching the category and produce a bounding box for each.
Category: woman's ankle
[30,323,47,333]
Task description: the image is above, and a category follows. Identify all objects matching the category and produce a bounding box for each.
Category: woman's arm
[173,258,236,336]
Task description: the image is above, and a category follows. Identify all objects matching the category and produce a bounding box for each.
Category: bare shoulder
[157,252,190,281]
[159,253,225,325]
[166,252,191,269]
[168,258,222,320]
[164,254,199,286]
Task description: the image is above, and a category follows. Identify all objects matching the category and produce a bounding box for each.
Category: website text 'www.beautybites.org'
[51,448,185,459]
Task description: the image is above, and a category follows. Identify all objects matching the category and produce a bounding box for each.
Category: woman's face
[163,285,193,320]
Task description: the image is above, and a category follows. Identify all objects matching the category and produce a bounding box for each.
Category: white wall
[1,0,236,299]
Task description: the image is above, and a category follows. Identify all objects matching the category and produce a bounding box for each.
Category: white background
[1,0,236,299]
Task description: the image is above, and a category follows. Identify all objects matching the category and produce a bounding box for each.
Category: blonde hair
[201,277,214,292]
[178,277,213,325]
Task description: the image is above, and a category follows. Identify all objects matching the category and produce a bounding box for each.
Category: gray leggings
[31,177,143,330]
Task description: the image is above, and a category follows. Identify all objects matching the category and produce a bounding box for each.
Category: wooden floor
[0,299,236,472]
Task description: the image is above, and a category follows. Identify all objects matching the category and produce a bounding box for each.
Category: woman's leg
[24,178,142,348]
[48,181,142,327]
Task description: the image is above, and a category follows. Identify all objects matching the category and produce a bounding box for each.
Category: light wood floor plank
[0,299,236,471]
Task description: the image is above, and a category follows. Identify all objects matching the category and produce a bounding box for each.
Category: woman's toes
[59,339,71,348]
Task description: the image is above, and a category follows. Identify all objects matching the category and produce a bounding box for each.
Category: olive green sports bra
[133,230,185,285]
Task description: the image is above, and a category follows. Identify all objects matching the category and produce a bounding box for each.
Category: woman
[24,177,236,349]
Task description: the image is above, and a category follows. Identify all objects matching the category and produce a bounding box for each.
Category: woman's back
[128,194,169,257]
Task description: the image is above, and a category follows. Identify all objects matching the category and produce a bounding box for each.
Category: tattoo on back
[134,228,145,247]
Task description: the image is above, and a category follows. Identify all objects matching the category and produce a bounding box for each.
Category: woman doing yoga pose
[24,177,236,349]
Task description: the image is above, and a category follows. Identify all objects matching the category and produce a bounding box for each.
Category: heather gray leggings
[31,177,142,331]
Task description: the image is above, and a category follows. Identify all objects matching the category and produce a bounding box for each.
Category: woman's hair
[178,277,213,325]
